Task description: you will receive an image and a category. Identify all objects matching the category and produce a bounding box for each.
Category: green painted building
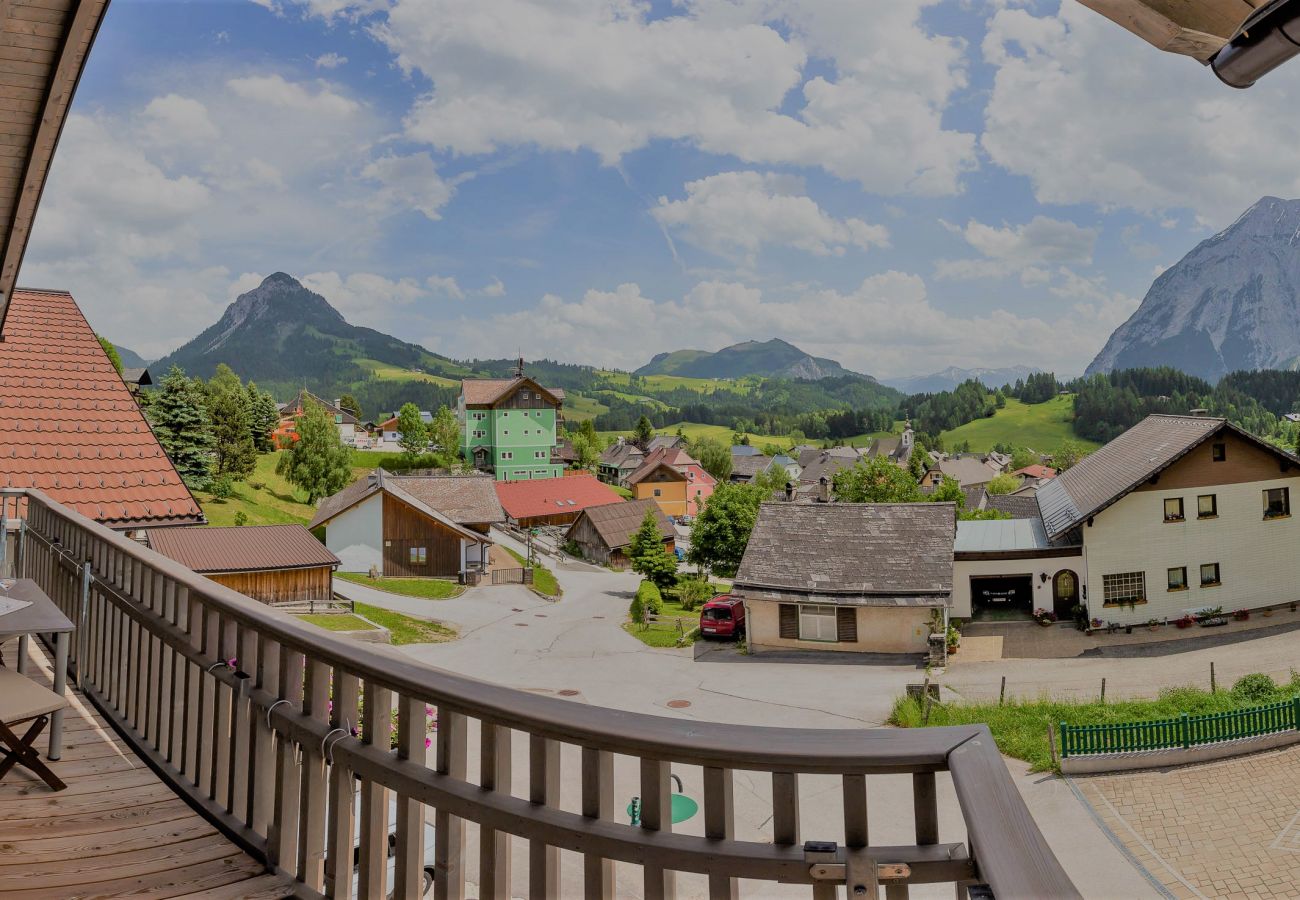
[458,371,566,481]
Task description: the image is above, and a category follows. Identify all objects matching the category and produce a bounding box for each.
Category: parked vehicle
[699,595,745,639]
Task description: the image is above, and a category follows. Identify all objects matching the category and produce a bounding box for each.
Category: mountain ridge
[1088,197,1300,380]
[885,364,1042,394]
[636,338,867,381]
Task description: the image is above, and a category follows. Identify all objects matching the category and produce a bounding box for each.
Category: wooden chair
[0,665,68,791]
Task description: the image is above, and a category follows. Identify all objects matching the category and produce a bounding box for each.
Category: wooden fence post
[1210,661,1217,693]
[999,675,1006,706]
[1100,677,1106,704]
[1048,723,1059,769]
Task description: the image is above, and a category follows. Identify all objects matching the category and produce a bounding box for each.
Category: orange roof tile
[0,289,203,528]
[494,474,624,521]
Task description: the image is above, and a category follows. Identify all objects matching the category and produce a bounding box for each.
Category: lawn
[564,393,609,422]
[940,396,1099,454]
[503,546,561,598]
[351,601,457,645]
[623,596,700,647]
[594,370,752,395]
[596,420,900,452]
[890,673,1300,773]
[336,572,464,600]
[297,613,376,631]
[355,358,461,388]
[195,453,374,526]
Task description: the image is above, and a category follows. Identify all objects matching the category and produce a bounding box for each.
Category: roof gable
[460,375,562,408]
[494,474,624,520]
[0,289,203,527]
[149,524,339,573]
[1037,415,1300,540]
[568,498,673,549]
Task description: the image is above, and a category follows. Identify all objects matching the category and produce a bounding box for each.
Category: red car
[699,595,745,639]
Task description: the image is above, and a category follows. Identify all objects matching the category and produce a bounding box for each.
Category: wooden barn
[565,498,675,569]
[147,524,339,607]
[494,474,626,529]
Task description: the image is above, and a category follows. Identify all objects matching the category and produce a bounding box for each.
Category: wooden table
[0,579,74,759]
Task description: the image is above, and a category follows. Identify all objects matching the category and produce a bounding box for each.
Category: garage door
[970,574,1034,611]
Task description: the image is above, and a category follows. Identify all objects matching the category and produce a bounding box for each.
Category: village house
[597,439,644,486]
[866,424,915,467]
[376,409,432,445]
[951,414,1300,625]
[120,366,152,394]
[147,524,339,607]
[495,474,625,528]
[458,360,566,481]
[735,502,956,655]
[627,447,716,517]
[919,455,1002,489]
[564,498,674,568]
[309,470,502,578]
[795,447,863,497]
[274,390,362,448]
[728,453,773,483]
[0,289,204,534]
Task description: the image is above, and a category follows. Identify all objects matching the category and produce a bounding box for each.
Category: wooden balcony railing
[4,488,1079,899]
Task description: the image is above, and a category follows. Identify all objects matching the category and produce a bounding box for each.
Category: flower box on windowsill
[1199,616,1228,627]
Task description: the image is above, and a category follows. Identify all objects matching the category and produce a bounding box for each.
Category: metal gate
[491,567,534,585]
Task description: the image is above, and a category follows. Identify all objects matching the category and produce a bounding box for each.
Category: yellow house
[628,461,690,517]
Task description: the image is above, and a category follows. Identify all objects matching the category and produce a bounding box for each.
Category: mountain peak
[635,338,869,381]
[261,271,300,287]
[1088,196,1300,380]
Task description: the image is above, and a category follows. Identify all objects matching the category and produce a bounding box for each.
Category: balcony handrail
[11,486,1080,898]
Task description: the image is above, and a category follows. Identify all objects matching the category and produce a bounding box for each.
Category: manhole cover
[511,608,523,612]
[666,699,691,709]
[592,615,604,619]
[514,623,528,627]
[558,689,580,697]
[535,614,548,618]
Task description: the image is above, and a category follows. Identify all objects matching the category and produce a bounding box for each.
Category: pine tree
[148,366,214,489]
[338,393,362,420]
[633,415,654,448]
[629,510,677,590]
[209,381,257,480]
[246,381,280,453]
[276,403,352,504]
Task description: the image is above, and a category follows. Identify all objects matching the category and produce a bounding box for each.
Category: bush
[629,593,645,626]
[209,475,235,499]
[677,578,713,611]
[561,539,583,559]
[233,511,248,527]
[1231,673,1278,703]
[635,580,663,617]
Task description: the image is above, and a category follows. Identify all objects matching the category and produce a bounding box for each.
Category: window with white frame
[798,605,837,642]
[1102,572,1146,606]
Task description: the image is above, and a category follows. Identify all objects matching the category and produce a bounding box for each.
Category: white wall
[1084,477,1300,623]
[327,492,383,573]
[951,556,1085,618]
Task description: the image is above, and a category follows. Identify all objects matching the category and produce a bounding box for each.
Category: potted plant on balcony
[1146,617,1160,631]
[945,623,961,655]
[1032,608,1057,627]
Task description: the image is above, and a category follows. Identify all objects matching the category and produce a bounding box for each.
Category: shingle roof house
[0,289,203,529]
[494,474,624,527]
[734,502,956,656]
[729,453,773,483]
[563,498,674,568]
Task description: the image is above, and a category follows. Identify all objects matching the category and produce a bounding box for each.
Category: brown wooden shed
[147,524,340,607]
[564,498,675,569]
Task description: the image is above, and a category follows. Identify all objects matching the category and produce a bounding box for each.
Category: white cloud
[300,271,429,329]
[982,3,1300,221]
[314,52,348,69]
[478,277,505,297]
[360,152,456,221]
[228,74,360,117]
[652,171,889,262]
[140,94,220,146]
[426,274,465,300]
[331,0,979,196]
[446,273,1137,377]
[936,215,1096,283]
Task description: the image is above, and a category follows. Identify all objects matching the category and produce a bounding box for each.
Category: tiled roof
[387,473,505,524]
[148,524,339,573]
[932,457,1000,486]
[495,474,624,521]
[459,376,563,407]
[1036,414,1249,540]
[599,441,643,470]
[0,289,203,528]
[797,449,863,485]
[985,493,1041,519]
[626,447,709,485]
[735,502,955,599]
[1011,464,1056,479]
[645,435,685,452]
[567,498,673,550]
[730,454,772,479]
[797,445,859,470]
[309,469,504,529]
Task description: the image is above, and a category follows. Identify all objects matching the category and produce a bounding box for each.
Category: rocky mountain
[636,338,866,381]
[1088,197,1300,380]
[885,364,1041,394]
[152,273,465,392]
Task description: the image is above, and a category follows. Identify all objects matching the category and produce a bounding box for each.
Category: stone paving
[1073,745,1300,899]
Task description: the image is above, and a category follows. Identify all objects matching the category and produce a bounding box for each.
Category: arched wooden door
[1053,569,1079,619]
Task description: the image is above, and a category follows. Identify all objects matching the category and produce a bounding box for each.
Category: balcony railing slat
[913,772,938,846]
[641,758,675,900]
[326,670,359,900]
[270,648,304,873]
[528,734,561,900]
[211,611,234,807]
[396,694,427,898]
[704,765,737,900]
[580,745,613,900]
[250,634,279,834]
[297,657,331,891]
[358,681,392,898]
[435,708,468,900]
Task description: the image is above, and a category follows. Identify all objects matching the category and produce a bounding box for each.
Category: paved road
[333,530,1159,898]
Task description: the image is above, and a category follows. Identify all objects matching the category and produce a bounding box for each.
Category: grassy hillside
[356,358,461,388]
[595,370,759,395]
[940,396,1098,453]
[597,421,894,450]
[196,452,374,526]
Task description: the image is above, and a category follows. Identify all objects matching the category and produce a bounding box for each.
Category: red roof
[0,289,203,528]
[494,474,624,521]
[1011,465,1057,480]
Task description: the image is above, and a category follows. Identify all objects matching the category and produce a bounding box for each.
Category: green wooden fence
[1060,697,1300,757]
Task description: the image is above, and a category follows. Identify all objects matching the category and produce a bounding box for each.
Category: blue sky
[22,0,1300,378]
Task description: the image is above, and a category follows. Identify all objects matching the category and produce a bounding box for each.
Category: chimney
[818,475,830,503]
[784,480,794,502]
[1189,408,1209,417]
[334,399,343,410]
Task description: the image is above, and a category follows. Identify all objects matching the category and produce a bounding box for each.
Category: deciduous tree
[690,437,732,482]
[427,404,460,467]
[276,403,352,503]
[396,403,428,459]
[986,472,1020,495]
[832,455,922,503]
[687,482,767,577]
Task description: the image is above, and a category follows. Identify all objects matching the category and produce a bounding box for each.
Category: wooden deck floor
[0,643,295,899]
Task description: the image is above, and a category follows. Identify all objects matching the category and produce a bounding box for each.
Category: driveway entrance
[970,573,1034,614]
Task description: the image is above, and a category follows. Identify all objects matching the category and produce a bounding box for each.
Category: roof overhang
[0,0,113,332]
